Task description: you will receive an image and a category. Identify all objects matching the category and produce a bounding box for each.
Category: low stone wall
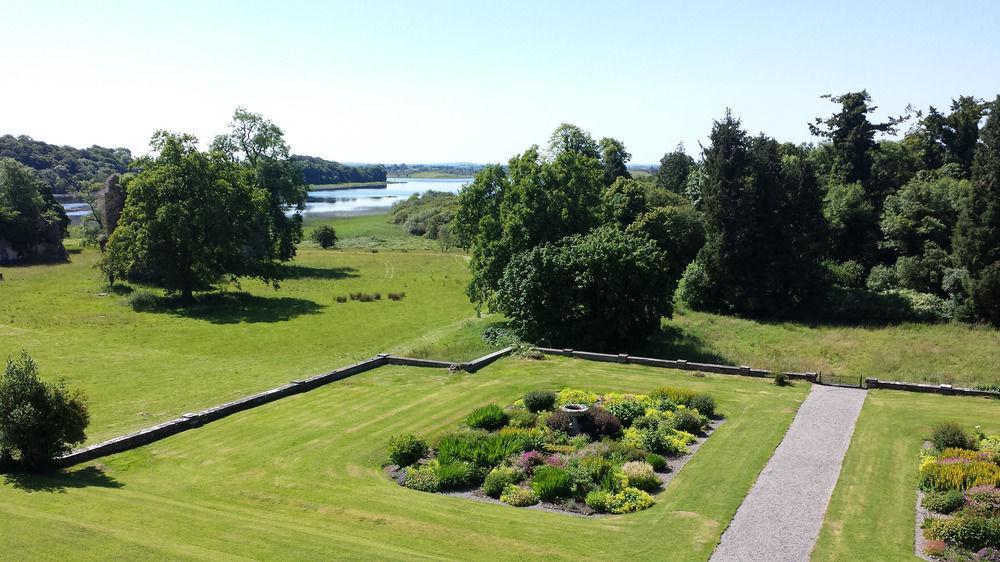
[865,378,1000,398]
[534,347,818,382]
[461,346,514,373]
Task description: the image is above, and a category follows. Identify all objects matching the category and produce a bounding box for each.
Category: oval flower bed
[385,386,719,515]
[919,423,1000,560]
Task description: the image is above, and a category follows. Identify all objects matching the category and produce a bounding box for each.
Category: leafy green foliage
[0,158,69,263]
[531,465,573,501]
[621,461,660,492]
[522,391,556,413]
[497,226,675,349]
[923,515,1000,551]
[657,146,695,194]
[922,490,966,514]
[403,462,440,492]
[435,432,528,469]
[599,137,632,186]
[465,404,509,431]
[932,422,979,451]
[688,394,717,418]
[499,484,539,507]
[291,154,385,184]
[586,408,623,438]
[645,453,668,472]
[483,466,520,498]
[0,352,89,470]
[391,191,457,241]
[436,460,475,489]
[0,134,132,194]
[310,225,337,248]
[385,434,428,467]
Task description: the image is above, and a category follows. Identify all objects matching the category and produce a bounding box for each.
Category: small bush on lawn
[923,490,967,514]
[311,225,337,248]
[500,484,538,507]
[523,391,556,413]
[386,434,428,467]
[688,393,716,418]
[465,404,509,431]
[933,422,979,451]
[531,465,574,501]
[436,460,476,489]
[773,372,790,386]
[0,352,89,471]
[404,462,440,492]
[483,466,520,498]
[621,461,660,492]
[646,453,668,472]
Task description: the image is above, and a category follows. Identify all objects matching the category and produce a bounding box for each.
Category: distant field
[814,390,1000,560]
[0,237,477,443]
[0,357,808,560]
[666,311,1000,387]
[303,213,454,252]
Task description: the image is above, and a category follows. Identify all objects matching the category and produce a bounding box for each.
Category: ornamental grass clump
[531,465,573,501]
[622,461,661,492]
[465,404,509,431]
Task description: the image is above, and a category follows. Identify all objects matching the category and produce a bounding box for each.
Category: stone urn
[560,403,589,435]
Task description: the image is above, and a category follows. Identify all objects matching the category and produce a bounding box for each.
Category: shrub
[531,465,573,501]
[404,462,440,492]
[649,386,697,406]
[922,490,966,514]
[436,460,475,489]
[919,459,1000,492]
[605,487,656,514]
[311,225,337,248]
[465,404,509,431]
[435,432,528,469]
[933,422,979,451]
[546,410,574,433]
[514,450,546,474]
[335,295,347,303]
[646,453,668,472]
[603,395,649,427]
[773,372,790,386]
[566,460,594,497]
[385,434,428,467]
[673,408,705,434]
[483,466,520,498]
[497,427,545,452]
[507,409,538,429]
[621,461,660,492]
[585,490,612,512]
[556,388,598,407]
[523,391,556,413]
[967,485,1000,516]
[924,515,1000,551]
[387,292,405,301]
[127,290,162,311]
[688,393,716,418]
[587,408,623,438]
[579,455,614,481]
[0,352,89,470]
[500,484,539,507]
[599,469,629,494]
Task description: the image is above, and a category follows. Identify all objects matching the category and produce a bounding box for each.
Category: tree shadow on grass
[3,465,123,493]
[278,264,359,280]
[134,291,325,324]
[632,324,731,365]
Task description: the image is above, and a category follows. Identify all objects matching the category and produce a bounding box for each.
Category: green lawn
[0,357,808,561]
[667,310,1000,387]
[813,390,1000,561]
[304,213,453,252]
[0,240,478,443]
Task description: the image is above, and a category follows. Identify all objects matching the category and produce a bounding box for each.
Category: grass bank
[0,357,808,560]
[812,390,1000,560]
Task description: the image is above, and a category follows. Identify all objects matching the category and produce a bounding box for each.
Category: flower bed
[385,386,719,515]
[918,423,1000,560]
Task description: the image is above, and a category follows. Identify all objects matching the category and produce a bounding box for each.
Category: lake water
[303,177,470,216]
[59,177,472,220]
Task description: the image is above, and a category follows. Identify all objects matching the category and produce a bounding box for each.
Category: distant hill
[0,134,133,194]
[291,155,386,185]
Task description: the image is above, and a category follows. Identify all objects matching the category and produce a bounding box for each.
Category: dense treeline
[454,93,1000,350]
[384,163,483,178]
[0,135,132,194]
[391,191,457,245]
[0,158,70,263]
[291,155,386,185]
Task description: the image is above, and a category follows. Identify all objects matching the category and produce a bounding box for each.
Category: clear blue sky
[1,0,997,165]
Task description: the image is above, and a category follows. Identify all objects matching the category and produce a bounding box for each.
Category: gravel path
[710,384,867,562]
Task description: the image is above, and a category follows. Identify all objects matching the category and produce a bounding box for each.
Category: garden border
[57,348,514,467]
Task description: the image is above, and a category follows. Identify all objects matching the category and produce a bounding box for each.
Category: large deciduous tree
[102,132,275,301]
[0,158,69,263]
[656,145,695,195]
[212,108,307,262]
[598,137,631,186]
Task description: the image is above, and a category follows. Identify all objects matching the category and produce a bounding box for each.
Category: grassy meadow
[0,357,808,561]
[813,390,1000,560]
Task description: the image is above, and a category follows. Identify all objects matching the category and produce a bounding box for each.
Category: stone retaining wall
[865,378,1000,398]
